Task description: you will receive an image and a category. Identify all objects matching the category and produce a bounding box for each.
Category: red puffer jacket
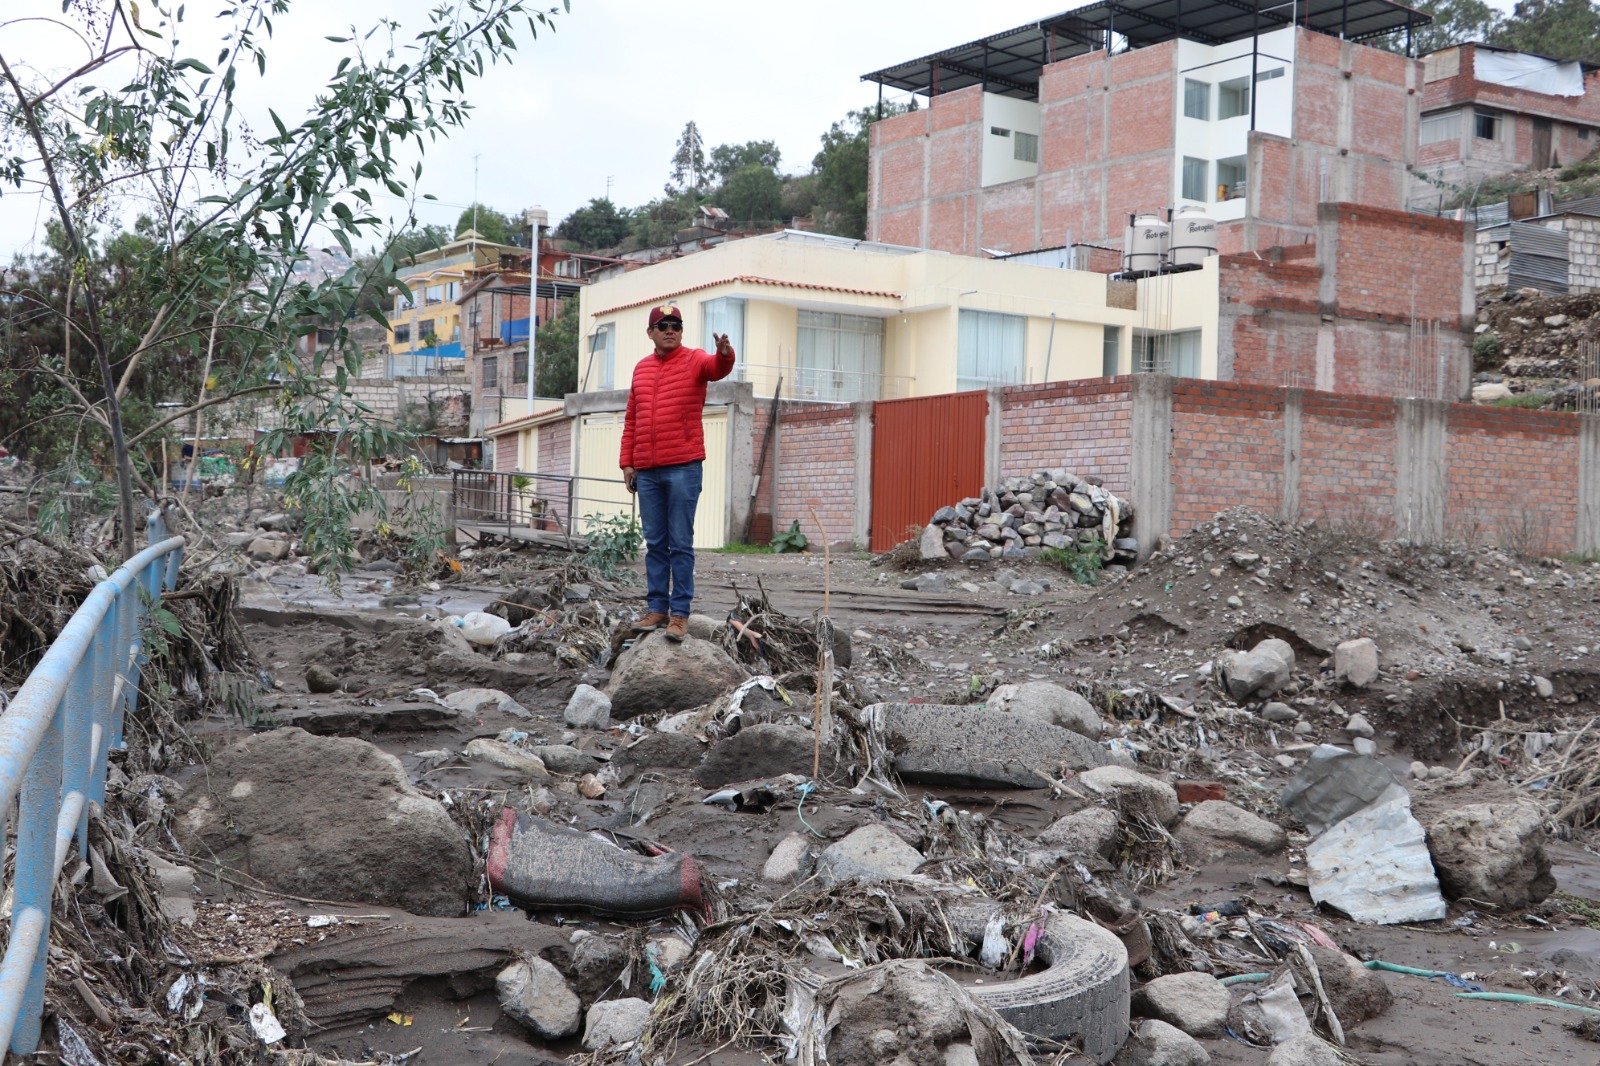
[619,344,737,470]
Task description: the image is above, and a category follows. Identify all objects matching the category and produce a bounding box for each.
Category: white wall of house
[981,93,1043,187]
[1175,28,1297,223]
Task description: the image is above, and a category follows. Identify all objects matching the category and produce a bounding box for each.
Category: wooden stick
[807,506,834,780]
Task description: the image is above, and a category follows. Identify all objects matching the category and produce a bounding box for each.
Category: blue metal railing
[0,515,183,1054]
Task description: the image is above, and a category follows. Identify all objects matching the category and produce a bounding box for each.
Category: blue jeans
[635,461,702,617]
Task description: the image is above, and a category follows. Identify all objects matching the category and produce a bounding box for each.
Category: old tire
[952,902,1130,1063]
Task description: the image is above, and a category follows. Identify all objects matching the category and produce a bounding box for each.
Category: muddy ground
[161,506,1600,1065]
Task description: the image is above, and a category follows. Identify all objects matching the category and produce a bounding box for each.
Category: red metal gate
[869,391,987,552]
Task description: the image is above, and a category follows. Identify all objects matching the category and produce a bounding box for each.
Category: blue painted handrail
[0,515,183,1054]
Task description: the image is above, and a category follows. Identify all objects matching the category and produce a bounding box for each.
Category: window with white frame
[796,311,885,403]
[1102,326,1121,377]
[1254,66,1284,83]
[1420,110,1461,145]
[395,290,414,314]
[1218,76,1250,120]
[1183,79,1209,120]
[425,284,444,305]
[588,323,616,390]
[1182,156,1210,202]
[1216,156,1247,200]
[1134,329,1201,377]
[701,297,746,376]
[957,310,1026,392]
[1014,131,1039,163]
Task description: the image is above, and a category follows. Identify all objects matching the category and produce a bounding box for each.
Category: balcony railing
[734,362,914,404]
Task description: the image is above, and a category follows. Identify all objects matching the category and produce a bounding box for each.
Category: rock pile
[919,469,1137,566]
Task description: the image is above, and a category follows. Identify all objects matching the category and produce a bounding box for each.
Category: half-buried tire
[952,902,1130,1063]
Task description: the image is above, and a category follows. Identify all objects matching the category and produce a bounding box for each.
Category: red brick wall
[1297,391,1399,530]
[998,379,1133,491]
[1445,406,1580,552]
[748,402,776,543]
[495,433,517,471]
[1423,45,1600,128]
[538,419,571,477]
[773,404,856,547]
[1169,381,1286,532]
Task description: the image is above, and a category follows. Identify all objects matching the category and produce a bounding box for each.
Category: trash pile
[41,502,1600,1065]
[919,469,1137,566]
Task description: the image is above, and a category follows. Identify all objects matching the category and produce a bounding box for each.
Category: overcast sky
[0,0,1035,259]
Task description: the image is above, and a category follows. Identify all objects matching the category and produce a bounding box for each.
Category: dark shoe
[634,611,668,631]
[664,615,689,642]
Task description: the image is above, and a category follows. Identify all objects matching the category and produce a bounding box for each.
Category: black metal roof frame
[864,0,1432,100]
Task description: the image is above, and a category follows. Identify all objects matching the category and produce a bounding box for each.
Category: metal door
[869,391,987,552]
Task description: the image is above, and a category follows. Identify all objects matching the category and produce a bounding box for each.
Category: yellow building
[387,230,521,376]
[575,229,1220,401]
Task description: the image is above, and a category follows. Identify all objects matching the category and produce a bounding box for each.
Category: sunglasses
[654,321,683,331]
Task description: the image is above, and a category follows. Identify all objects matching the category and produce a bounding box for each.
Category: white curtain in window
[701,297,746,378]
[589,324,615,390]
[796,311,884,402]
[957,310,1026,391]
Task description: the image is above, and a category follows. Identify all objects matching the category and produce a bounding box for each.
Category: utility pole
[524,206,548,410]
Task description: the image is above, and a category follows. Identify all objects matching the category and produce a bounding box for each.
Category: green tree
[709,139,781,182]
[669,120,707,195]
[0,0,568,561]
[556,197,631,249]
[1369,0,1502,55]
[535,295,580,397]
[628,190,702,249]
[719,163,784,225]
[1492,0,1600,63]
[455,202,520,245]
[811,101,916,240]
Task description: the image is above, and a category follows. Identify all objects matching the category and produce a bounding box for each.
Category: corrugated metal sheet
[1508,222,1569,294]
[870,392,987,553]
[1555,194,1600,218]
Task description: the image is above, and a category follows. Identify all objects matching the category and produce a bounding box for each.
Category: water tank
[1168,204,1218,268]
[1123,212,1169,274]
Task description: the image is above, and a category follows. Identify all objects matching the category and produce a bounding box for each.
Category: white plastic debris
[248,1002,287,1044]
[453,611,511,647]
[978,912,1009,969]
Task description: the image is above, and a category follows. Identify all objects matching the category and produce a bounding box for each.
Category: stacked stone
[919,469,1137,565]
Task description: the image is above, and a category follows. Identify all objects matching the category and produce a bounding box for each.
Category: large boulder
[563,683,612,729]
[1217,638,1295,701]
[697,723,830,787]
[1037,807,1121,863]
[1113,1019,1209,1066]
[606,633,746,718]
[1131,972,1230,1037]
[817,824,925,885]
[869,703,1112,789]
[175,728,473,916]
[245,533,291,562]
[1333,638,1380,688]
[1076,766,1181,827]
[1423,802,1555,908]
[1304,947,1391,1024]
[987,681,1103,739]
[1267,1034,1343,1066]
[1176,800,1287,860]
[497,956,581,1039]
[583,997,651,1051]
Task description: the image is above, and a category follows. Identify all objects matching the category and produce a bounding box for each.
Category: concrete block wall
[1570,217,1600,293]
[1477,229,1511,289]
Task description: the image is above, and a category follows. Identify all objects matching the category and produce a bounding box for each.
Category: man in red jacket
[621,303,736,642]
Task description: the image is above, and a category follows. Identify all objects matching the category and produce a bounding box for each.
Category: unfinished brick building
[864,0,1434,258]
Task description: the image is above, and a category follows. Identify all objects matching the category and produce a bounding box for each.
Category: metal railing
[451,469,635,546]
[0,515,184,1054]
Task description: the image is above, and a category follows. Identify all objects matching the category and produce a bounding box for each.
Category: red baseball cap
[648,303,683,327]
